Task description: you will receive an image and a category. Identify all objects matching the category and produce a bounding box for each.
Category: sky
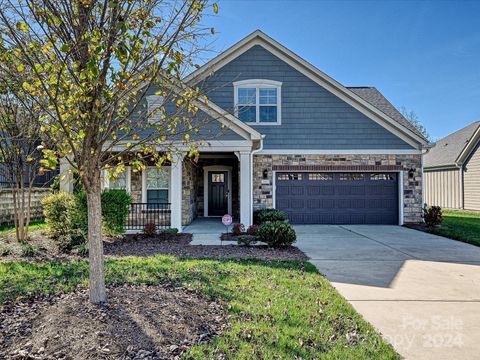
[201,0,480,140]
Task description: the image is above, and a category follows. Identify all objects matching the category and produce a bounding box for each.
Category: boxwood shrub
[101,189,132,235]
[43,189,131,252]
[258,221,297,248]
[253,209,287,225]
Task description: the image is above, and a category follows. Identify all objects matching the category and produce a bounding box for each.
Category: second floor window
[234,79,282,124]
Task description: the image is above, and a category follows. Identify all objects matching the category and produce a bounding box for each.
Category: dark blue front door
[208,171,228,216]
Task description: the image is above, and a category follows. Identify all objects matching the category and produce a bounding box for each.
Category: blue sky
[203,0,480,140]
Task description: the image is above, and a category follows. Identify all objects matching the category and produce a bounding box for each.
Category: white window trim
[233,79,282,125]
[103,166,131,193]
[142,166,171,203]
[146,94,165,123]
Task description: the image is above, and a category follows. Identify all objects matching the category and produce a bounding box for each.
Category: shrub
[42,192,76,239]
[232,223,245,236]
[72,191,89,235]
[20,242,37,257]
[144,222,157,236]
[246,224,259,236]
[423,204,443,227]
[42,192,87,253]
[0,245,12,256]
[236,235,258,247]
[253,209,287,225]
[72,243,89,257]
[258,221,296,248]
[165,228,179,235]
[101,189,132,235]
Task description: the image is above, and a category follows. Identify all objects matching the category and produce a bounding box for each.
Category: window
[211,173,225,183]
[146,94,164,123]
[146,167,170,204]
[278,173,302,181]
[234,79,281,124]
[370,173,395,181]
[105,167,130,191]
[109,172,127,190]
[308,173,333,181]
[340,173,364,181]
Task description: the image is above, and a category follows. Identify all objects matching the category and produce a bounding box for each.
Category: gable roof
[186,30,429,149]
[348,87,426,140]
[139,73,262,142]
[424,121,480,168]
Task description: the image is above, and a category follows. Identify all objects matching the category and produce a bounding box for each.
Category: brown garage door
[275,172,399,224]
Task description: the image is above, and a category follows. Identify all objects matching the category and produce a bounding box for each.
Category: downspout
[421,145,433,210]
[455,162,464,210]
[250,135,265,224]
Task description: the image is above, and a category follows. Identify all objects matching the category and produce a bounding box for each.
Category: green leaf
[16,22,28,32]
[213,3,218,14]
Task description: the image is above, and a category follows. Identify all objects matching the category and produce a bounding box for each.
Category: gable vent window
[234,79,282,125]
[146,94,164,123]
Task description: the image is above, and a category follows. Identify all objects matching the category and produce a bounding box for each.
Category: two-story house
[60,30,429,232]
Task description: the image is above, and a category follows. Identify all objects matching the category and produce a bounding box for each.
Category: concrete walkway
[295,225,480,360]
[183,218,227,245]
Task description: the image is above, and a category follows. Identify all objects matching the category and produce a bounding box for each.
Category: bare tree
[399,106,430,141]
[0,0,217,303]
[0,74,43,242]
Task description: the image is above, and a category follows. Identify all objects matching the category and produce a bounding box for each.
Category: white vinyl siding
[424,168,462,209]
[463,144,480,211]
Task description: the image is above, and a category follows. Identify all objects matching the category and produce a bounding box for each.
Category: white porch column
[59,157,74,193]
[170,154,183,232]
[239,151,252,227]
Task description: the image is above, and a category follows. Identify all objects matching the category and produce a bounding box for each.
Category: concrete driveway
[294,225,480,360]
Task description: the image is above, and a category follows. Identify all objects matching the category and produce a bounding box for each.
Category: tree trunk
[86,170,107,304]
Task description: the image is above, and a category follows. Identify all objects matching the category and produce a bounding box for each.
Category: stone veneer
[252,154,423,223]
[130,170,142,204]
[182,160,198,225]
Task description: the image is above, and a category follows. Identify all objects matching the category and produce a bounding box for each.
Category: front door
[208,171,228,216]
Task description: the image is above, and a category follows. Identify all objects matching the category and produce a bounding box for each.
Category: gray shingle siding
[198,45,414,150]
[131,86,244,141]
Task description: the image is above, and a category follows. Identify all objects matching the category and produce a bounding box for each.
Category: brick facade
[252,154,423,224]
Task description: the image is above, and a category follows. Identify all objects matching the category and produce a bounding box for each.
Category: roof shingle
[347,87,427,140]
[424,121,480,168]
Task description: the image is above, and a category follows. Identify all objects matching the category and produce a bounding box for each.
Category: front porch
[121,151,253,233]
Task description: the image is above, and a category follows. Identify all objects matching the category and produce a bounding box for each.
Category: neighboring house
[60,30,429,231]
[424,121,480,211]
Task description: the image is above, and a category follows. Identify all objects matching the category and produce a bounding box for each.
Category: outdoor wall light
[263,169,268,179]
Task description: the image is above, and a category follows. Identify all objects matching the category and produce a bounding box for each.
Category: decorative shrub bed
[42,189,131,253]
[221,209,297,248]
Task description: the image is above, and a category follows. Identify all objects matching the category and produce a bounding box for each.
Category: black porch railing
[126,203,171,231]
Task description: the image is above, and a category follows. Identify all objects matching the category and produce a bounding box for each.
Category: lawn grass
[429,210,480,246]
[0,220,48,237]
[0,256,399,359]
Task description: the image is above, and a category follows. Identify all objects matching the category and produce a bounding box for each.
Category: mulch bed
[220,233,241,241]
[105,233,308,261]
[403,223,438,233]
[1,231,308,262]
[0,284,228,360]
